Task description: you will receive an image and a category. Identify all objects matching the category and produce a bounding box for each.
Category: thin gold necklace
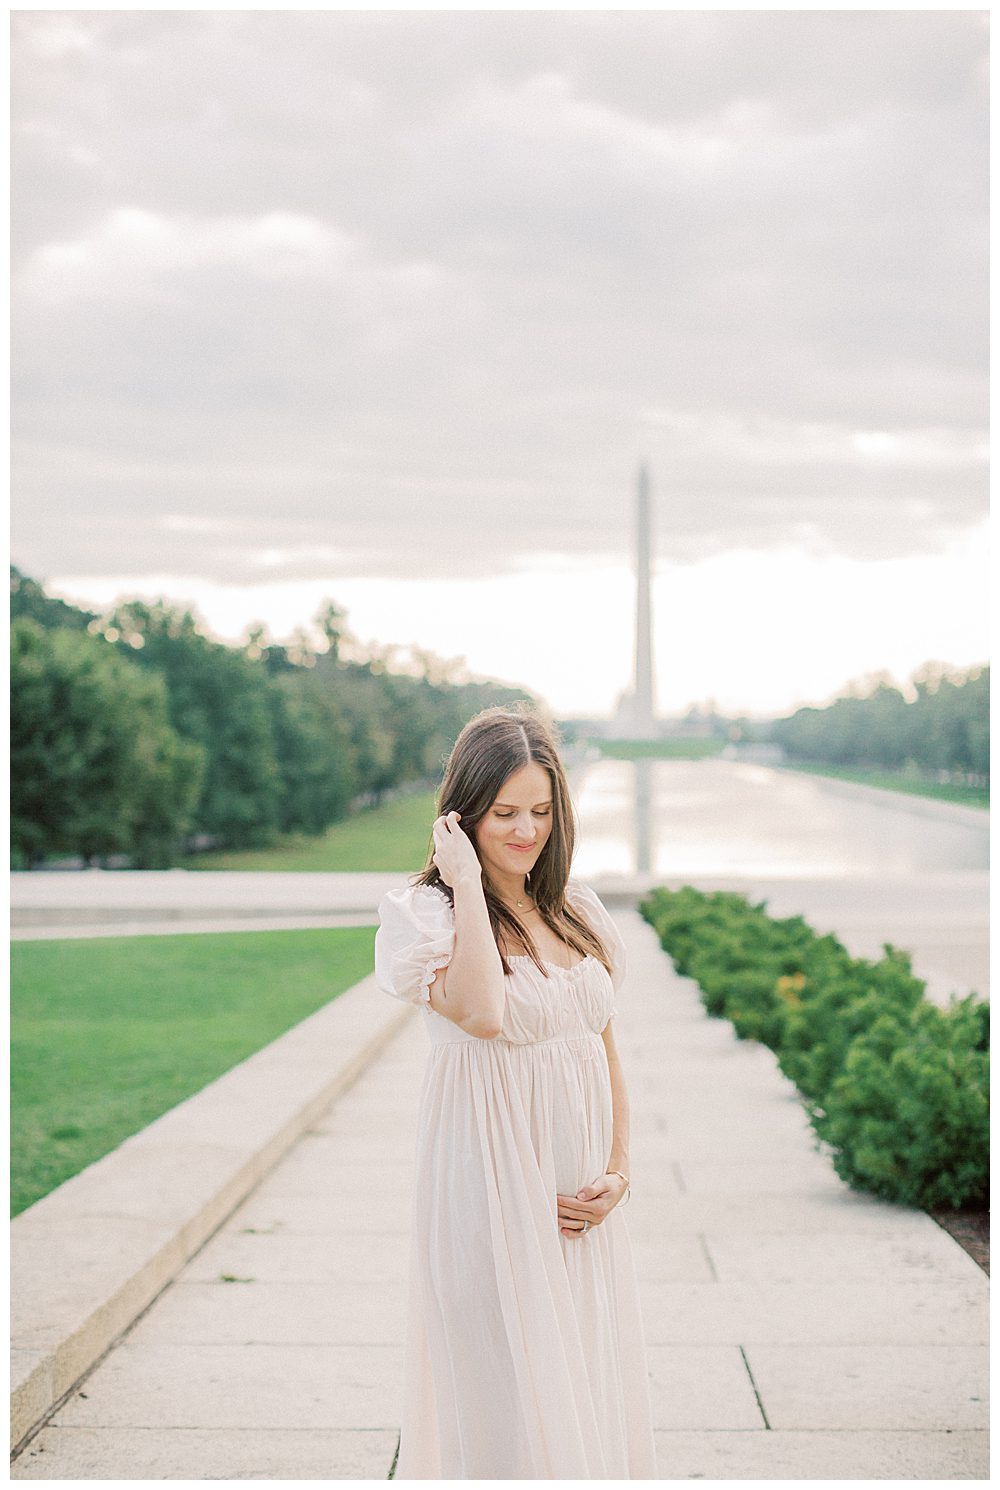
[495,872,536,912]
[502,896,536,913]
[500,890,536,912]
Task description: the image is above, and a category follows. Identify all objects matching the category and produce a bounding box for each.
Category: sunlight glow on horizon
[45,521,988,722]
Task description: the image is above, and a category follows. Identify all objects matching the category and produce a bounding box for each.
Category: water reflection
[569,757,988,880]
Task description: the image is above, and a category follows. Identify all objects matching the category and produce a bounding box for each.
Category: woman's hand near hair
[430,810,481,890]
[428,812,505,1039]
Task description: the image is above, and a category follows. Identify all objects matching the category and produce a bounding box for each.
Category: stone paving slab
[125,1281,408,1347]
[177,1230,411,1285]
[51,1343,403,1431]
[630,1192,947,1240]
[671,1158,857,1197]
[9,914,378,941]
[12,1427,399,1480]
[652,1428,989,1480]
[229,1191,411,1237]
[743,1344,988,1431]
[638,1279,987,1345]
[239,1135,412,1172]
[646,1346,765,1429]
[9,870,407,921]
[650,1130,821,1159]
[252,1150,415,1196]
[701,1229,981,1283]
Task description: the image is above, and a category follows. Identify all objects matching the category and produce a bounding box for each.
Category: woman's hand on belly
[556,1172,629,1236]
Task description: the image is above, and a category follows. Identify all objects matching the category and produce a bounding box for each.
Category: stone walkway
[12,908,988,1480]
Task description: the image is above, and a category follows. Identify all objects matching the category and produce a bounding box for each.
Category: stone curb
[9,973,411,1454]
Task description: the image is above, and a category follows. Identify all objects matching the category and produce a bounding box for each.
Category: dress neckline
[507,953,595,974]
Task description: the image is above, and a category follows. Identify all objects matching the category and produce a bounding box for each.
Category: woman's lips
[507,843,535,852]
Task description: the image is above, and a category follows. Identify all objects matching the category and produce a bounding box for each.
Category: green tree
[10,565,96,632]
[11,619,204,867]
[267,669,358,833]
[315,600,353,663]
[98,600,281,848]
[772,662,988,782]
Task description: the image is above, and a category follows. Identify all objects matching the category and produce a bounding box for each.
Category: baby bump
[416,1035,613,1234]
[549,1054,613,1194]
[502,1035,613,1197]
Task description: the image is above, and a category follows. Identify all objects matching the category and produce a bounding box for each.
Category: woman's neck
[488,872,531,908]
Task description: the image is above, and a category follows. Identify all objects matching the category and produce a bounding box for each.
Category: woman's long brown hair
[411,701,614,980]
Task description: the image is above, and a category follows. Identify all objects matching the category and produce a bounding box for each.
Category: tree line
[766,663,989,784]
[10,567,528,868]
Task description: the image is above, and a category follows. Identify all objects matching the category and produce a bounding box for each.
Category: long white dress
[374,876,658,1480]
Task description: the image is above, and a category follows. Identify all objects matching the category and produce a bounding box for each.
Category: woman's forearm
[440,875,506,1038]
[606,1043,631,1176]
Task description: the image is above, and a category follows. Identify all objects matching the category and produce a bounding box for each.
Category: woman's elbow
[464,1014,503,1040]
[448,975,505,1040]
[465,1002,505,1039]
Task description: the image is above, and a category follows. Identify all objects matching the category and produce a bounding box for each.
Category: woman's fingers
[560,1219,599,1236]
[558,1204,598,1222]
[556,1196,596,1217]
[557,1188,614,1236]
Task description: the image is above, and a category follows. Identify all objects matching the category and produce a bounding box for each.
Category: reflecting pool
[568,757,988,880]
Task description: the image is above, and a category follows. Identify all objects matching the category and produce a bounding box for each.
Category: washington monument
[605,464,661,739]
[611,463,658,739]
[633,462,656,736]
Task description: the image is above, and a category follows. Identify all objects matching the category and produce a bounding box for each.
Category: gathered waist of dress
[426,1021,602,1058]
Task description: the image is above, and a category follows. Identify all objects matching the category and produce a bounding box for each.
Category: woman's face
[473,760,554,889]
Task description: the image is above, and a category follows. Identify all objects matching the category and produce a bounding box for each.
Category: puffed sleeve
[567,878,626,1017]
[374,882,456,1006]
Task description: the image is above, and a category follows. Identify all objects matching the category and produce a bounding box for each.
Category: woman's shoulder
[378,878,454,919]
[565,876,601,908]
[565,876,626,987]
[564,877,614,927]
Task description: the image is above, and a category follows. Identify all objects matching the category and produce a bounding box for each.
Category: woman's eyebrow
[495,799,553,808]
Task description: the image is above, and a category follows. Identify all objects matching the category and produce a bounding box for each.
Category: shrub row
[638,885,988,1210]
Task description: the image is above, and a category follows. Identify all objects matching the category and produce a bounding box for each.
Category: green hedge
[639,885,988,1210]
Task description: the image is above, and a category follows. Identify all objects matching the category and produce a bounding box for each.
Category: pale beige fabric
[374,877,658,1480]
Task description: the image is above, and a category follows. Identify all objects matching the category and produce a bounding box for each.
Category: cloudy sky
[11,8,988,718]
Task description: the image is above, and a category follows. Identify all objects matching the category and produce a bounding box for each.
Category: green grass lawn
[777,761,989,810]
[10,926,376,1217]
[184,788,440,872]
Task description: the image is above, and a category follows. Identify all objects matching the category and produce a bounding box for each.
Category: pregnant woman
[374,704,657,1479]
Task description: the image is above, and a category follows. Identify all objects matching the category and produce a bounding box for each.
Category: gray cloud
[11,9,988,586]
